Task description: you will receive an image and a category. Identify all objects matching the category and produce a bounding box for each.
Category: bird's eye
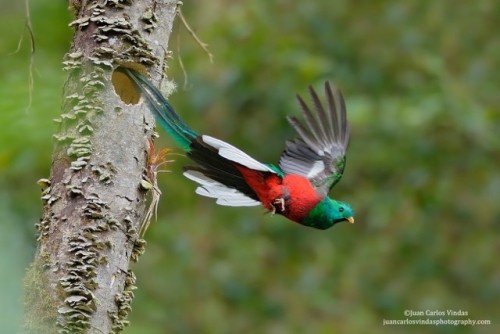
[339,207,344,213]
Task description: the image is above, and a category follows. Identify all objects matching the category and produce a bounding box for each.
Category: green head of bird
[301,198,354,230]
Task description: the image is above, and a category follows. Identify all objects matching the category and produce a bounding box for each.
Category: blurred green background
[1,1,499,333]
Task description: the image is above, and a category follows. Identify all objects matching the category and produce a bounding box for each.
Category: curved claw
[270,198,286,214]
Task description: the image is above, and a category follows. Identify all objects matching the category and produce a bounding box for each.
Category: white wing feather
[202,135,275,173]
[184,170,260,207]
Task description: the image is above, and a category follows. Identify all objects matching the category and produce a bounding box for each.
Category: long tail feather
[120,68,276,208]
[121,68,197,151]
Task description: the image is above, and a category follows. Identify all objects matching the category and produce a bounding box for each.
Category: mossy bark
[25,1,178,333]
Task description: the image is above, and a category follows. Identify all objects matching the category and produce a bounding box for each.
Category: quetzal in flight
[123,68,354,230]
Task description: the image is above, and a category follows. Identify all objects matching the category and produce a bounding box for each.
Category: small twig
[10,0,35,112]
[177,28,189,90]
[177,7,214,63]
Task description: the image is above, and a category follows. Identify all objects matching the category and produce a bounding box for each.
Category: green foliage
[1,1,498,333]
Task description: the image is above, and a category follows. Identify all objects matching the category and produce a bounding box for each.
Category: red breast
[280,174,322,222]
[236,166,322,223]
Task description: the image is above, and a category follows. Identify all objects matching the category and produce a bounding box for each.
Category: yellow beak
[346,217,355,224]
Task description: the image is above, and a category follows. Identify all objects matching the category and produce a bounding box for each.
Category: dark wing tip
[295,93,308,113]
[323,81,349,147]
[335,87,349,147]
[324,80,332,92]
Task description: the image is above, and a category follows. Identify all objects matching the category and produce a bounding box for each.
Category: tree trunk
[24,1,178,333]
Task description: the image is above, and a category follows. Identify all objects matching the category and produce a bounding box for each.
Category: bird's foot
[270,198,286,214]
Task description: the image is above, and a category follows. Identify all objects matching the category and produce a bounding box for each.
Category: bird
[122,68,354,230]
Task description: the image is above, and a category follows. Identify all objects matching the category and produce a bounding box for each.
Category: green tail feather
[122,68,198,151]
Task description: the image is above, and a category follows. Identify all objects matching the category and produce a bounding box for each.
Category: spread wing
[279,81,349,196]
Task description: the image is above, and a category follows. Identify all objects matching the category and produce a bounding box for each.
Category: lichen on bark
[25,1,179,332]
